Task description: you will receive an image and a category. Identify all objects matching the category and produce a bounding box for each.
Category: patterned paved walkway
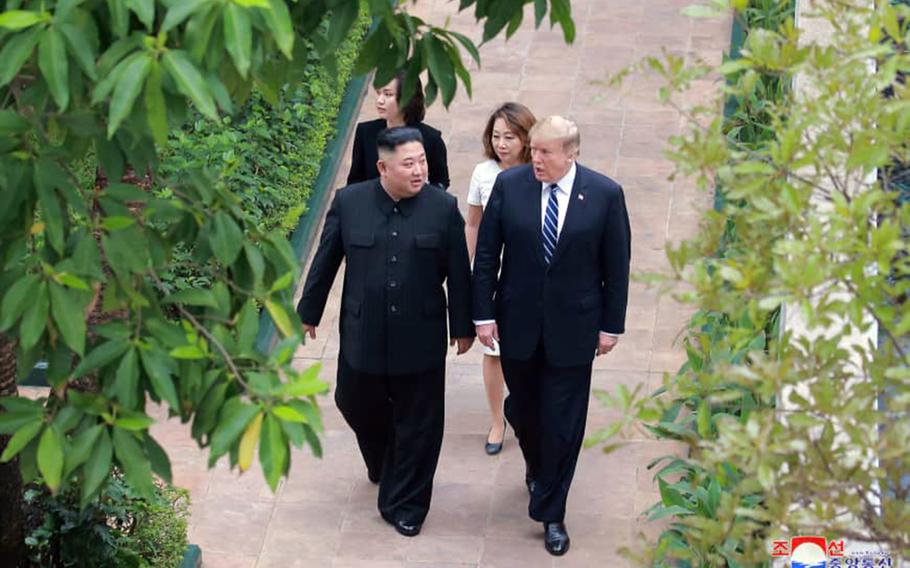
[153,1,731,565]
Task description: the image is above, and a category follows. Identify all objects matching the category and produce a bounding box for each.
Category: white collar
[544,162,577,194]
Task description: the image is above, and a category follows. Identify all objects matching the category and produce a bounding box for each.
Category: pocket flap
[349,233,374,247]
[415,233,440,248]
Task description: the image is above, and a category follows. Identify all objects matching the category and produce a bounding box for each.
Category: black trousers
[335,354,445,524]
[501,340,592,523]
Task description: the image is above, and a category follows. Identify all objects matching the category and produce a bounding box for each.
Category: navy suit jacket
[472,163,631,367]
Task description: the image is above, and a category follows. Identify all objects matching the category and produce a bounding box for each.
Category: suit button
[390,255,398,263]
[391,230,399,237]
[390,304,398,313]
[389,280,398,288]
[392,206,399,214]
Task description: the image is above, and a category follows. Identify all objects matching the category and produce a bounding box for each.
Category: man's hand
[475,322,499,350]
[303,324,317,340]
[450,337,475,354]
[596,332,618,356]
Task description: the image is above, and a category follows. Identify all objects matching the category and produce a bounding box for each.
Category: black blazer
[472,163,631,367]
[298,180,473,375]
[347,119,450,190]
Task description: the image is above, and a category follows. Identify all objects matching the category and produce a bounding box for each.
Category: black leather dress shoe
[382,513,422,537]
[543,522,570,556]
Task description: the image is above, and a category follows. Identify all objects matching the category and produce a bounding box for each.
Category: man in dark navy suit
[297,127,474,537]
[472,116,631,556]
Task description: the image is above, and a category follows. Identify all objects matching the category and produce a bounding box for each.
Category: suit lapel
[549,165,585,268]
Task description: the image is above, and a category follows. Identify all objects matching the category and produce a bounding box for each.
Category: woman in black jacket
[347,71,450,189]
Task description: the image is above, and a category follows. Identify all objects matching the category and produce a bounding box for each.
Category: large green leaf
[37,425,64,493]
[81,428,112,507]
[0,27,41,87]
[107,52,151,138]
[260,0,293,59]
[71,338,130,378]
[162,288,218,308]
[424,35,456,107]
[49,282,86,356]
[144,435,172,483]
[0,419,43,462]
[161,0,210,32]
[0,274,38,331]
[112,428,155,497]
[0,9,48,30]
[19,281,49,350]
[144,60,168,145]
[114,348,140,409]
[223,3,252,78]
[63,424,103,479]
[0,109,30,135]
[210,211,243,265]
[38,27,69,110]
[59,21,98,80]
[259,413,287,491]
[106,0,129,37]
[209,397,260,461]
[161,49,217,119]
[140,348,180,408]
[125,0,154,30]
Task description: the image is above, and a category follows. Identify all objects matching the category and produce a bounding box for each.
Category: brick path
[153,1,731,566]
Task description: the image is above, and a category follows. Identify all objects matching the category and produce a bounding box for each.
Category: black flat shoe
[382,513,422,537]
[544,522,570,556]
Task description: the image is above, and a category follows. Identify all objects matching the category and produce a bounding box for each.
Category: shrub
[23,473,189,568]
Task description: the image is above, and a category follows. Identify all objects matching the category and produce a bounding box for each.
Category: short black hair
[395,70,426,125]
[376,126,424,154]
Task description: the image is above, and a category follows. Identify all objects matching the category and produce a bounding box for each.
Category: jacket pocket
[345,299,362,317]
[415,233,440,248]
[349,233,374,247]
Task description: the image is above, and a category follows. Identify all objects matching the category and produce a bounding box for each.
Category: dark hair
[395,70,426,125]
[377,126,424,154]
[482,102,537,163]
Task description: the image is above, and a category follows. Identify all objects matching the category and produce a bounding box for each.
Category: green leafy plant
[594,0,910,566]
[23,472,188,567]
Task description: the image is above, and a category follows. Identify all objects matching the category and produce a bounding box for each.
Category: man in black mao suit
[472,116,631,556]
[297,127,474,537]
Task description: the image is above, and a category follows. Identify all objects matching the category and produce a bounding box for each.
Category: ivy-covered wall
[158,16,370,234]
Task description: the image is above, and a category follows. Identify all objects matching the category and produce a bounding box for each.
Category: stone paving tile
[143,1,735,565]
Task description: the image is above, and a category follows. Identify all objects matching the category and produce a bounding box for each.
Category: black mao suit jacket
[347,119,450,190]
[472,163,631,367]
[297,180,473,375]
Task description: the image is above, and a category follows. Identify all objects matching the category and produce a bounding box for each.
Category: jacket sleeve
[445,199,474,338]
[428,131,450,190]
[346,123,366,185]
[297,192,345,326]
[600,185,631,334]
[472,176,504,321]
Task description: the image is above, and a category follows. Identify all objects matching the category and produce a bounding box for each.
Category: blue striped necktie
[542,183,559,264]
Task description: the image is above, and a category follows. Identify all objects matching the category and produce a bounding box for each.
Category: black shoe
[382,513,422,537]
[484,421,505,455]
[543,522,570,556]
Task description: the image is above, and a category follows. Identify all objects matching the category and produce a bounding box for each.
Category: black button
[391,230,399,237]
[390,304,398,313]
[390,255,398,263]
[389,280,398,288]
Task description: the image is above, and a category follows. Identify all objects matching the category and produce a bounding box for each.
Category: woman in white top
[465,102,537,455]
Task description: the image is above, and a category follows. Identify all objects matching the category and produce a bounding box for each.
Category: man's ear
[376,159,387,175]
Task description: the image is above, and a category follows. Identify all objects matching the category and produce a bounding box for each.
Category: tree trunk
[0,332,24,566]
